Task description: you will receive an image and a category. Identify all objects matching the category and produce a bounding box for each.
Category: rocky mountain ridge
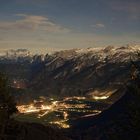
[28,45,140,98]
[0,45,140,100]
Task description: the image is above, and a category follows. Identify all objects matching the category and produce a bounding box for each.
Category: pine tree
[0,73,17,138]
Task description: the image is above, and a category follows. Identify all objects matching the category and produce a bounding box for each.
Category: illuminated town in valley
[17,96,105,128]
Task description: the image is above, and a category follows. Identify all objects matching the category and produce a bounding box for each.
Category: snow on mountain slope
[0,45,140,99]
[26,45,140,98]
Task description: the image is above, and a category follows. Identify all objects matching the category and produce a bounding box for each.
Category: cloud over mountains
[0,14,70,33]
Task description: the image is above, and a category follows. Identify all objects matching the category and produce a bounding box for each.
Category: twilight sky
[0,0,139,53]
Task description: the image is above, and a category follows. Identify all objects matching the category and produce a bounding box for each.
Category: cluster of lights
[17,100,59,119]
[49,120,70,129]
[93,95,110,100]
[17,96,104,128]
[17,104,52,114]
[63,96,86,101]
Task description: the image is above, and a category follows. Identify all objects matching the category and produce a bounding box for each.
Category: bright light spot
[93,95,110,100]
[49,120,70,129]
[63,111,68,120]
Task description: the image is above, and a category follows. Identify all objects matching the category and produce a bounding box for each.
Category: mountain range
[0,45,140,101]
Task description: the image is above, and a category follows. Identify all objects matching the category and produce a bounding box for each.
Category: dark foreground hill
[0,120,71,140]
[67,77,140,140]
